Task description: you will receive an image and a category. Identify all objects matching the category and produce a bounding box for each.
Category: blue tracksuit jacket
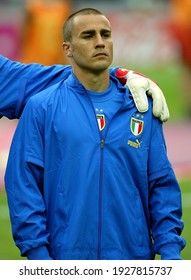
[0,55,118,119]
[5,73,185,260]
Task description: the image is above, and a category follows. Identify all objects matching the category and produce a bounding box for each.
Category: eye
[83,35,92,39]
[102,32,111,38]
[82,33,94,39]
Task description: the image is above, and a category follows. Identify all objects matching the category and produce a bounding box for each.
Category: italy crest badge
[130,117,144,136]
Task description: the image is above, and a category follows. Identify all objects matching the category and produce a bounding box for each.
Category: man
[5,8,185,260]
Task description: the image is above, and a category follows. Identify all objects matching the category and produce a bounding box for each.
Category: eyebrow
[80,28,111,35]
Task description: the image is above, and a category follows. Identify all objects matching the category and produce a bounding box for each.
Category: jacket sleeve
[0,55,120,119]
[148,118,186,259]
[0,55,71,119]
[4,96,52,259]
[109,66,120,77]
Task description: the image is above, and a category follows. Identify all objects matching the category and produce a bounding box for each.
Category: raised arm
[0,55,71,119]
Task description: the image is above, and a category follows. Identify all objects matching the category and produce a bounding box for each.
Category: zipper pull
[100,139,104,149]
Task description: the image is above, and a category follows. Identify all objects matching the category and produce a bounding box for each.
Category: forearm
[149,170,186,259]
[4,102,50,258]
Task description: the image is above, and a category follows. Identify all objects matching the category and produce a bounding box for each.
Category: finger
[126,77,149,112]
[159,94,170,122]
[135,88,149,112]
[147,84,163,118]
[125,84,149,112]
[147,84,170,122]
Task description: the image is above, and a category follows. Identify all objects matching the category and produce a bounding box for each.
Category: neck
[73,67,110,92]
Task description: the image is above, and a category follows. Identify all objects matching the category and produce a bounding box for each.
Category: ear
[62,42,72,58]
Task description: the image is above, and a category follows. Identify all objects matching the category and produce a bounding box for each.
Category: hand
[116,68,170,122]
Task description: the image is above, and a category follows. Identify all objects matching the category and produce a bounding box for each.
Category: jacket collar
[66,72,127,94]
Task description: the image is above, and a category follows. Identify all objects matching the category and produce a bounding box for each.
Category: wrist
[26,245,53,260]
[159,243,182,260]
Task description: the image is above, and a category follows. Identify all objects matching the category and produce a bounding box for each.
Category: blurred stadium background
[0,0,190,260]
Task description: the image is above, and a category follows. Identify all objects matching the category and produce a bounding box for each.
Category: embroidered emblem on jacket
[96,114,105,131]
[130,117,144,136]
[128,139,142,148]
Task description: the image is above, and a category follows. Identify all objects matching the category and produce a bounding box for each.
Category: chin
[95,61,111,70]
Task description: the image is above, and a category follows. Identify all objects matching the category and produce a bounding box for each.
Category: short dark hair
[62,8,104,42]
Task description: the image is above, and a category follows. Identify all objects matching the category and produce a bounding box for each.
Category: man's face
[64,14,113,73]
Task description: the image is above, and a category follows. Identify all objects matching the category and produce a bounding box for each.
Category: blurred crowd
[169,0,191,116]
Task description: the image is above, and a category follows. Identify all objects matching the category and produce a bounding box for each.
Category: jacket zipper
[97,137,105,259]
[85,93,106,260]
[85,88,125,260]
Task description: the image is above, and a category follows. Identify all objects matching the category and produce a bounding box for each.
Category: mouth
[94,52,108,57]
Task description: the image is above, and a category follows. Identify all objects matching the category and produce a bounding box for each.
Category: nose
[95,34,105,47]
